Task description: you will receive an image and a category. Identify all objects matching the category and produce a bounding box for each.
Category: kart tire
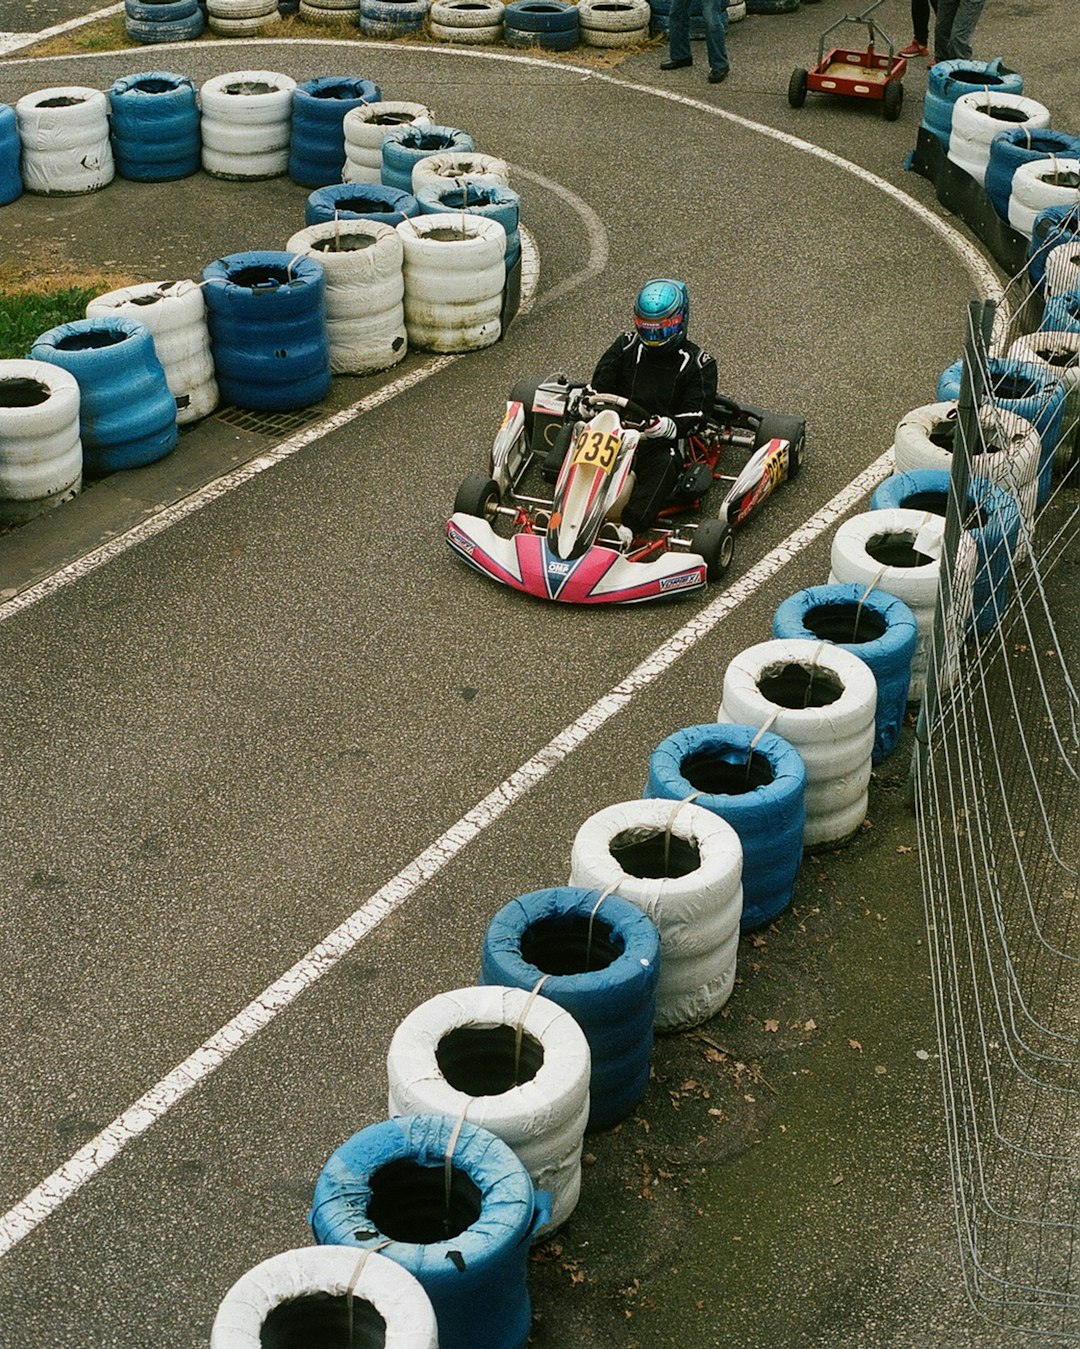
[454,473,500,518]
[788,68,808,109]
[753,411,805,481]
[694,518,734,582]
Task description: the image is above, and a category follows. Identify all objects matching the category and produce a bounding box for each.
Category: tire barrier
[0,105,22,206]
[85,280,219,425]
[771,583,918,762]
[921,59,1024,150]
[891,399,959,474]
[643,723,806,931]
[381,125,475,193]
[309,1114,548,1349]
[1043,292,1080,336]
[210,1246,439,1349]
[1008,329,1080,470]
[947,92,1050,189]
[416,180,521,269]
[870,469,1021,635]
[343,101,435,184]
[568,798,743,1031]
[716,638,877,850]
[728,0,746,18]
[1043,239,1080,298]
[286,219,408,374]
[288,75,382,188]
[299,0,361,18]
[201,251,332,412]
[746,0,799,12]
[207,0,282,35]
[577,0,650,47]
[108,71,201,182]
[937,355,1067,504]
[200,70,296,180]
[480,886,660,1131]
[985,128,1080,223]
[30,317,177,475]
[502,0,579,50]
[429,0,505,43]
[828,508,976,703]
[411,151,510,195]
[305,182,420,227]
[397,213,506,352]
[1009,157,1080,241]
[16,86,114,196]
[386,984,591,1234]
[1027,205,1080,294]
[124,0,206,42]
[359,0,431,36]
[0,360,82,524]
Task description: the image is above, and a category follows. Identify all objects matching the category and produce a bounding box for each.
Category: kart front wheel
[694,519,735,581]
[454,473,501,520]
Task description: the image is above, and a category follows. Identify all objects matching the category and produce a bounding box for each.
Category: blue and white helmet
[633,278,689,349]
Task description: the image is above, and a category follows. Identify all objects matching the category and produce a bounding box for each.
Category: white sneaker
[614,524,634,551]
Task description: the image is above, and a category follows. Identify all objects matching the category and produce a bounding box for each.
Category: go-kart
[445,373,805,605]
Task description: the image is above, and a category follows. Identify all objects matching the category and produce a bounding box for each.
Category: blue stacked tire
[985,129,1080,223]
[125,0,206,40]
[305,181,419,226]
[381,125,475,193]
[771,584,918,763]
[30,317,177,475]
[503,0,578,49]
[359,0,430,35]
[201,252,331,412]
[108,71,200,182]
[416,181,521,268]
[0,106,21,206]
[1043,292,1080,335]
[309,1114,547,1349]
[288,75,382,189]
[937,355,1067,504]
[480,886,660,1131]
[921,59,1023,149]
[1027,205,1080,294]
[870,468,1021,635]
[643,724,806,931]
[647,0,705,38]
[747,0,799,12]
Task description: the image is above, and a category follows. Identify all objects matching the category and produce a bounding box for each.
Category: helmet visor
[635,313,683,347]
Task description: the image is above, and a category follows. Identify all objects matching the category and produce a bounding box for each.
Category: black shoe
[660,57,692,70]
[708,67,729,83]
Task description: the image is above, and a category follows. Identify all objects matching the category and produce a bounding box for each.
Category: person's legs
[934,0,959,60]
[622,444,683,535]
[948,0,986,60]
[700,0,729,76]
[912,0,930,43]
[667,0,692,65]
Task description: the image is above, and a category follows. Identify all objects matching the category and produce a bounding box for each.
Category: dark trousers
[911,0,932,43]
[623,442,683,534]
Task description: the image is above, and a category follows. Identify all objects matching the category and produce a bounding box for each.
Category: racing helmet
[633,278,689,349]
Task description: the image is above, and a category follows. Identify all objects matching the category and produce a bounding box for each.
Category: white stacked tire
[568,798,743,1031]
[200,70,296,180]
[1009,330,1080,471]
[15,87,113,195]
[210,1246,438,1348]
[716,639,878,850]
[299,0,361,18]
[577,0,649,46]
[429,0,504,41]
[286,220,408,374]
[411,150,509,194]
[1043,238,1080,298]
[86,281,218,425]
[206,0,282,34]
[360,0,430,35]
[728,0,746,17]
[397,213,506,352]
[386,984,590,1236]
[1009,158,1080,239]
[828,509,977,702]
[342,102,434,184]
[947,92,1050,187]
[0,360,81,524]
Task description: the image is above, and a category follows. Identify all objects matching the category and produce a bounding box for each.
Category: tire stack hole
[608,829,700,880]
[367,1160,483,1244]
[864,530,933,569]
[801,602,888,645]
[680,747,776,797]
[435,1025,545,1093]
[0,378,49,410]
[519,914,621,976]
[259,1291,388,1349]
[757,662,844,709]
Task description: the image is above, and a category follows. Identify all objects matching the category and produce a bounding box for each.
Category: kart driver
[586,278,718,543]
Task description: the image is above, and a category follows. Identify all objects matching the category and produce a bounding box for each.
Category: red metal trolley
[788,0,907,121]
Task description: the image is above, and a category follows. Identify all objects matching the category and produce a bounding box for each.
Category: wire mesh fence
[911,236,1080,1341]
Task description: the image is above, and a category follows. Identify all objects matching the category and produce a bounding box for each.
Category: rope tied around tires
[587,884,621,970]
[515,975,552,1084]
[443,1105,471,1241]
[660,792,702,872]
[346,1241,391,1340]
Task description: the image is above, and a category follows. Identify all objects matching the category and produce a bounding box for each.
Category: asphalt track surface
[0,4,1074,1346]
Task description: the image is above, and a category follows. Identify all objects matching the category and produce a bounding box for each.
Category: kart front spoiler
[446,513,707,604]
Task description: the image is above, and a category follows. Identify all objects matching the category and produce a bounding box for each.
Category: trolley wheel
[883,80,904,121]
[787,68,809,109]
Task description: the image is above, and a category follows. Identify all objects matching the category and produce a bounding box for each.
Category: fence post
[906,298,996,808]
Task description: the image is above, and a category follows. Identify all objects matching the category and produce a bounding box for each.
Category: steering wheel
[578,389,652,427]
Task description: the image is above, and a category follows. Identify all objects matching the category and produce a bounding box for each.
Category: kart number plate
[571,427,620,473]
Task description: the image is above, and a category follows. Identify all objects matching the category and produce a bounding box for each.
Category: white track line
[0,3,123,54]
[0,448,896,1259]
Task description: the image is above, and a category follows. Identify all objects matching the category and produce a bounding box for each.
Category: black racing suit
[591,331,718,535]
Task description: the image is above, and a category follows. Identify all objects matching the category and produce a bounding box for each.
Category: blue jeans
[669,0,729,75]
[934,0,985,60]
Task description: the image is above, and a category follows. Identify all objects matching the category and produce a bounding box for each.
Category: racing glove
[639,415,677,440]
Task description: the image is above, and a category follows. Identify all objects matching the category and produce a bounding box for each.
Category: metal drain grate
[211,404,328,437]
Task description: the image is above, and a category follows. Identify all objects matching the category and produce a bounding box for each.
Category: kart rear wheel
[787,427,805,481]
[454,472,501,519]
[694,519,735,581]
[754,412,806,482]
[788,68,808,109]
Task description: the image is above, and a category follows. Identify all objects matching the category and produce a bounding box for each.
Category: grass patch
[0,254,137,361]
[9,16,137,57]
